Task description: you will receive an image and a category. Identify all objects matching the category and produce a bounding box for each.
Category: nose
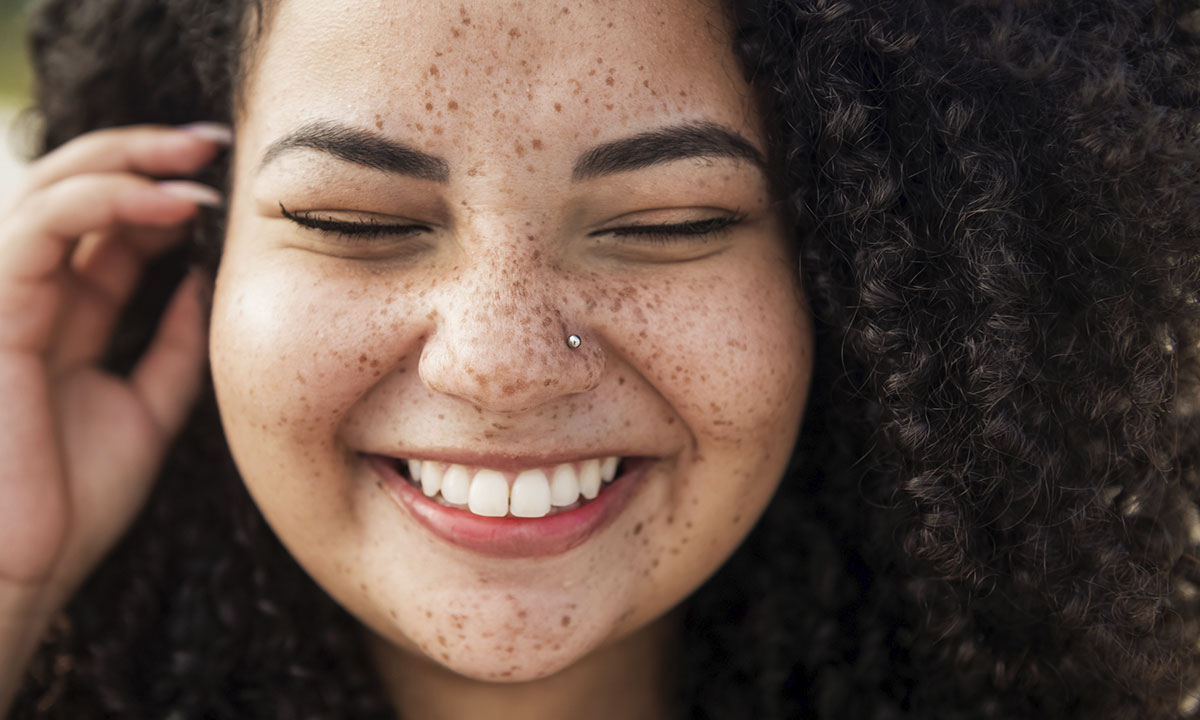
[418,261,605,414]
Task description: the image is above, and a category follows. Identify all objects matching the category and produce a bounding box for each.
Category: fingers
[130,270,210,439]
[15,124,230,201]
[0,175,218,354]
[1,174,216,278]
[51,225,189,372]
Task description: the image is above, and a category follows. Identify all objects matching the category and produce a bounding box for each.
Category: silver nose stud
[566,334,582,349]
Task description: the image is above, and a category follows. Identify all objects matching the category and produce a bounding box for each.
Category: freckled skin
[210,0,813,708]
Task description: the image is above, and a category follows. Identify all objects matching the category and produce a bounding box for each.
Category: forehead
[245,0,759,153]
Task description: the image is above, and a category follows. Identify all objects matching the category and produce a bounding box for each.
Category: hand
[0,124,224,616]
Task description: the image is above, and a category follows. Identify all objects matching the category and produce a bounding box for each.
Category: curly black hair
[10,0,1200,717]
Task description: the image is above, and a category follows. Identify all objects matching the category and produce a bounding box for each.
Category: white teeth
[510,470,552,518]
[468,469,509,517]
[441,464,471,505]
[420,461,442,498]
[399,457,626,518]
[550,464,581,507]
[600,456,619,483]
[579,459,601,500]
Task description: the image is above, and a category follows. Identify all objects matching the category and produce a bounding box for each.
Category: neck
[368,610,681,720]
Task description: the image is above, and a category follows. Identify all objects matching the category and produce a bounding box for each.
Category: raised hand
[0,124,225,710]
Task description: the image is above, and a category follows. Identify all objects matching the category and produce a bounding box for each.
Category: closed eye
[593,214,746,244]
[280,203,431,240]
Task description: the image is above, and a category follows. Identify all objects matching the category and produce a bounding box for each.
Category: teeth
[402,456,624,519]
[600,456,618,483]
[550,464,581,507]
[441,464,471,505]
[510,470,552,518]
[468,470,509,517]
[579,459,601,500]
[420,461,442,498]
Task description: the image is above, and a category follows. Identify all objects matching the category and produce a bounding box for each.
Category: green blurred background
[0,0,29,104]
[1,0,29,190]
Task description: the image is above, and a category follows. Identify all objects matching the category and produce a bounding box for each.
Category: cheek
[209,257,426,478]
[593,258,810,448]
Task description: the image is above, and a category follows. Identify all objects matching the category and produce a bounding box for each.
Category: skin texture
[211,0,813,716]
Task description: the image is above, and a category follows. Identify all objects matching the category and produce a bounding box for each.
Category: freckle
[509,27,521,38]
[605,76,614,86]
[359,583,367,591]
[374,113,384,130]
[448,100,458,110]
[554,102,562,112]
[732,514,742,524]
[515,141,526,157]
[426,610,433,618]
[441,652,450,661]
[605,103,614,111]
[389,609,397,619]
[416,123,424,131]
[633,522,643,535]
[561,615,571,627]
[429,64,439,76]
[434,126,444,135]
[438,634,448,647]
[531,138,543,150]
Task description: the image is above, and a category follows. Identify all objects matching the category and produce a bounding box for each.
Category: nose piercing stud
[566,334,582,349]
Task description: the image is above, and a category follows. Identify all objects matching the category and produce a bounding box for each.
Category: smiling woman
[2,0,1199,719]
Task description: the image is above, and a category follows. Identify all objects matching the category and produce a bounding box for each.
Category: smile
[399,457,622,518]
[368,454,648,557]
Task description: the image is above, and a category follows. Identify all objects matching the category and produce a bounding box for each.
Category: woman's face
[211,0,813,681]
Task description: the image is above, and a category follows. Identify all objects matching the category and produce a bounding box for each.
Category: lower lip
[368,456,648,558]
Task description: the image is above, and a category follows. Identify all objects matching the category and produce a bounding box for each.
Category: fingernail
[179,122,233,146]
[158,180,224,208]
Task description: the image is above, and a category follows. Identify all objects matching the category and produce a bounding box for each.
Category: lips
[368,454,648,558]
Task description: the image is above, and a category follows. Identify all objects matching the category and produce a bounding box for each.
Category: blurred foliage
[0,0,31,102]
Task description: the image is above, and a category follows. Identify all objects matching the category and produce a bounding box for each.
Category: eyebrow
[257,120,764,182]
[571,121,766,181]
[258,120,450,182]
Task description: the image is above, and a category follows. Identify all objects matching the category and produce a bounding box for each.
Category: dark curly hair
[10,0,1200,717]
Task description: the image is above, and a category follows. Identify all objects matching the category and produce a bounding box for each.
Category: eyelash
[595,214,746,244]
[280,204,429,240]
[279,203,746,244]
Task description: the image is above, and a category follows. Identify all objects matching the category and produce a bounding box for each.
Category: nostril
[418,327,606,413]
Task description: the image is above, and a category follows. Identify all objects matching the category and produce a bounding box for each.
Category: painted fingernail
[158,180,224,208]
[179,122,233,146]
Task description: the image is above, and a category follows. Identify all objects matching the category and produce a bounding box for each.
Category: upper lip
[362,449,648,472]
